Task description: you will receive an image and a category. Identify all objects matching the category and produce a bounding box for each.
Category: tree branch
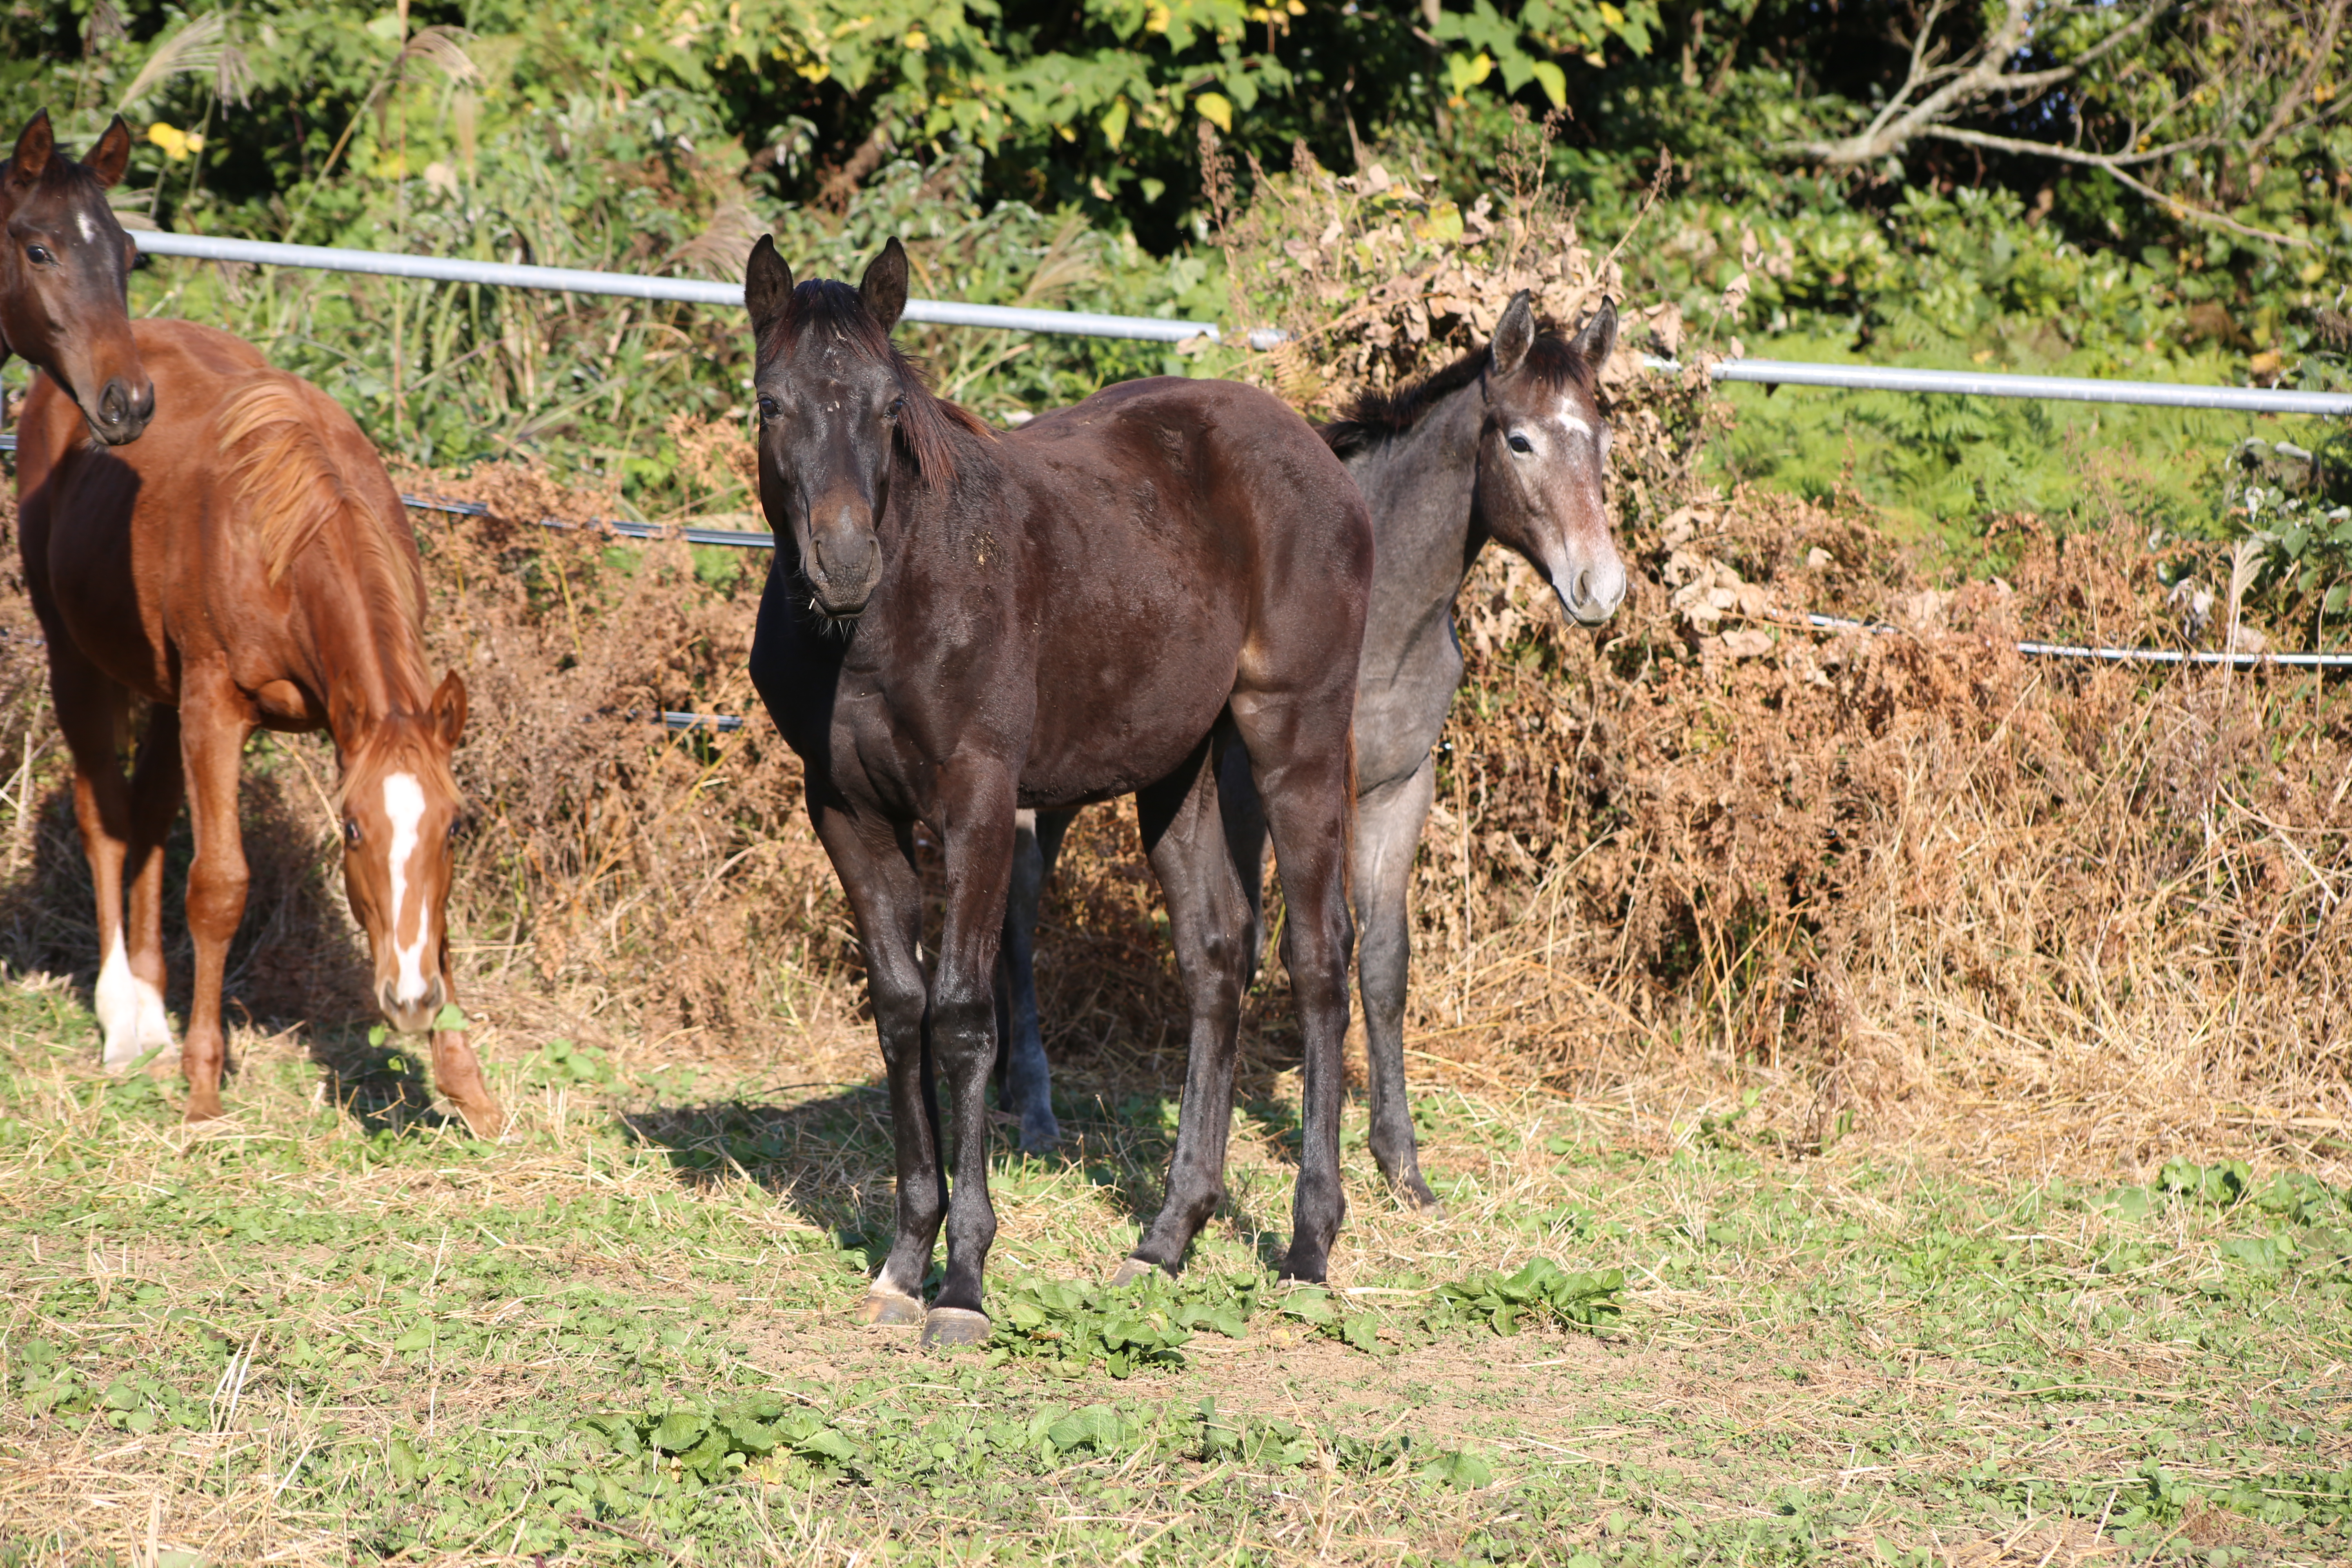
[1776,0,2171,165]
[1920,125,2312,247]
[2246,0,2349,160]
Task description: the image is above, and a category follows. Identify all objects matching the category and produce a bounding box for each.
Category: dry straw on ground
[1,138,2346,1175]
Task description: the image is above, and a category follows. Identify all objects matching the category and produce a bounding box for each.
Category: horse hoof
[183,1096,224,1123]
[920,1307,991,1349]
[1276,1250,1328,1285]
[856,1289,926,1327]
[1110,1256,1173,1287]
[1018,1117,1062,1155]
[450,1097,506,1140]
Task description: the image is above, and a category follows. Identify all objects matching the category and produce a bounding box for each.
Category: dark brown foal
[744,236,1371,1345]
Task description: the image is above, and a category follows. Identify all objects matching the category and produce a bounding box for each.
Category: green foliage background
[2,0,2348,563]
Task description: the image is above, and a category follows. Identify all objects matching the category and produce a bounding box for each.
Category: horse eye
[1507,432,1534,455]
[756,394,781,422]
[26,245,52,266]
[885,396,906,421]
[343,819,362,846]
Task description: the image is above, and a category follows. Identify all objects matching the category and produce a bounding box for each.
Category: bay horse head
[334,675,470,1035]
[0,110,152,445]
[1475,291,1626,626]
[745,234,975,625]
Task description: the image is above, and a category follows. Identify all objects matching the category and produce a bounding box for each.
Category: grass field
[1,977,2348,1567]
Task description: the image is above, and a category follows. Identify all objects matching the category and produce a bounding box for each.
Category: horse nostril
[1571,568,1594,608]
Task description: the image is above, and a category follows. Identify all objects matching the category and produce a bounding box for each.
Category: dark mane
[1321,322,1596,458]
[764,278,995,486]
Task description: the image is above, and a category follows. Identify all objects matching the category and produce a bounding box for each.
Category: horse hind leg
[1225,692,1356,1283]
[1215,734,1268,990]
[1122,740,1251,1281]
[995,807,1069,1152]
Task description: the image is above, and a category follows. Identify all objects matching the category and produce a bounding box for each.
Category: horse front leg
[43,653,145,1071]
[924,762,1020,1346]
[121,704,185,1067]
[175,669,254,1122]
[809,798,936,1325]
[430,949,504,1139]
[1355,755,1440,1211]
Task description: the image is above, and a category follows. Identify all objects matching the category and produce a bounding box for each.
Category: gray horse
[996,290,1626,1214]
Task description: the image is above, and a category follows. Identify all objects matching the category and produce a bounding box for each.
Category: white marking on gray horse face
[382,773,432,1005]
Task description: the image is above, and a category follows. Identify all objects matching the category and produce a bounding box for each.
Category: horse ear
[860,237,909,334]
[1490,290,1535,379]
[81,116,132,188]
[10,110,54,187]
[745,234,793,341]
[431,671,469,748]
[1570,296,1617,371]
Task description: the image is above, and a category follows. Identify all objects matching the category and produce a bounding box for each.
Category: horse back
[1009,375,1367,593]
[998,376,1371,803]
[18,321,425,714]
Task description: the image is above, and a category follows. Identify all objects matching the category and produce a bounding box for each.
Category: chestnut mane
[216,372,428,697]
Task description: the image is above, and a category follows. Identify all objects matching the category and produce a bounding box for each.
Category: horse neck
[1346,379,1490,638]
[291,547,433,750]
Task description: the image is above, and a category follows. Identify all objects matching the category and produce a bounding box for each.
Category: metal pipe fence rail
[9,232,2352,717]
[131,231,1221,344]
[1712,358,2352,417]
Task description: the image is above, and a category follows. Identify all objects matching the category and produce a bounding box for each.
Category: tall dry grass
[2,216,2347,1170]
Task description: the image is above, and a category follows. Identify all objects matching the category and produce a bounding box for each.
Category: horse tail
[215,372,423,632]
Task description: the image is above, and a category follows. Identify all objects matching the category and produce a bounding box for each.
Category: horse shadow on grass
[617,1022,1314,1281]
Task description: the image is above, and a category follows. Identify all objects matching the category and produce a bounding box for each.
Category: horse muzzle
[87,374,154,445]
[376,974,447,1036]
[1555,554,1628,627]
[804,523,881,620]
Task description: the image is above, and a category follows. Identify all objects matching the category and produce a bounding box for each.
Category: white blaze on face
[382,772,432,1005]
[76,210,98,244]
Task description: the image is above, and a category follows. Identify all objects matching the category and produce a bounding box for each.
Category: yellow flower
[901,25,927,49]
[147,122,193,161]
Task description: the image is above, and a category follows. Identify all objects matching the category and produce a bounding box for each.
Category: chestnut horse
[14,321,501,1134]
[1,110,152,444]
[745,237,1370,1345]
